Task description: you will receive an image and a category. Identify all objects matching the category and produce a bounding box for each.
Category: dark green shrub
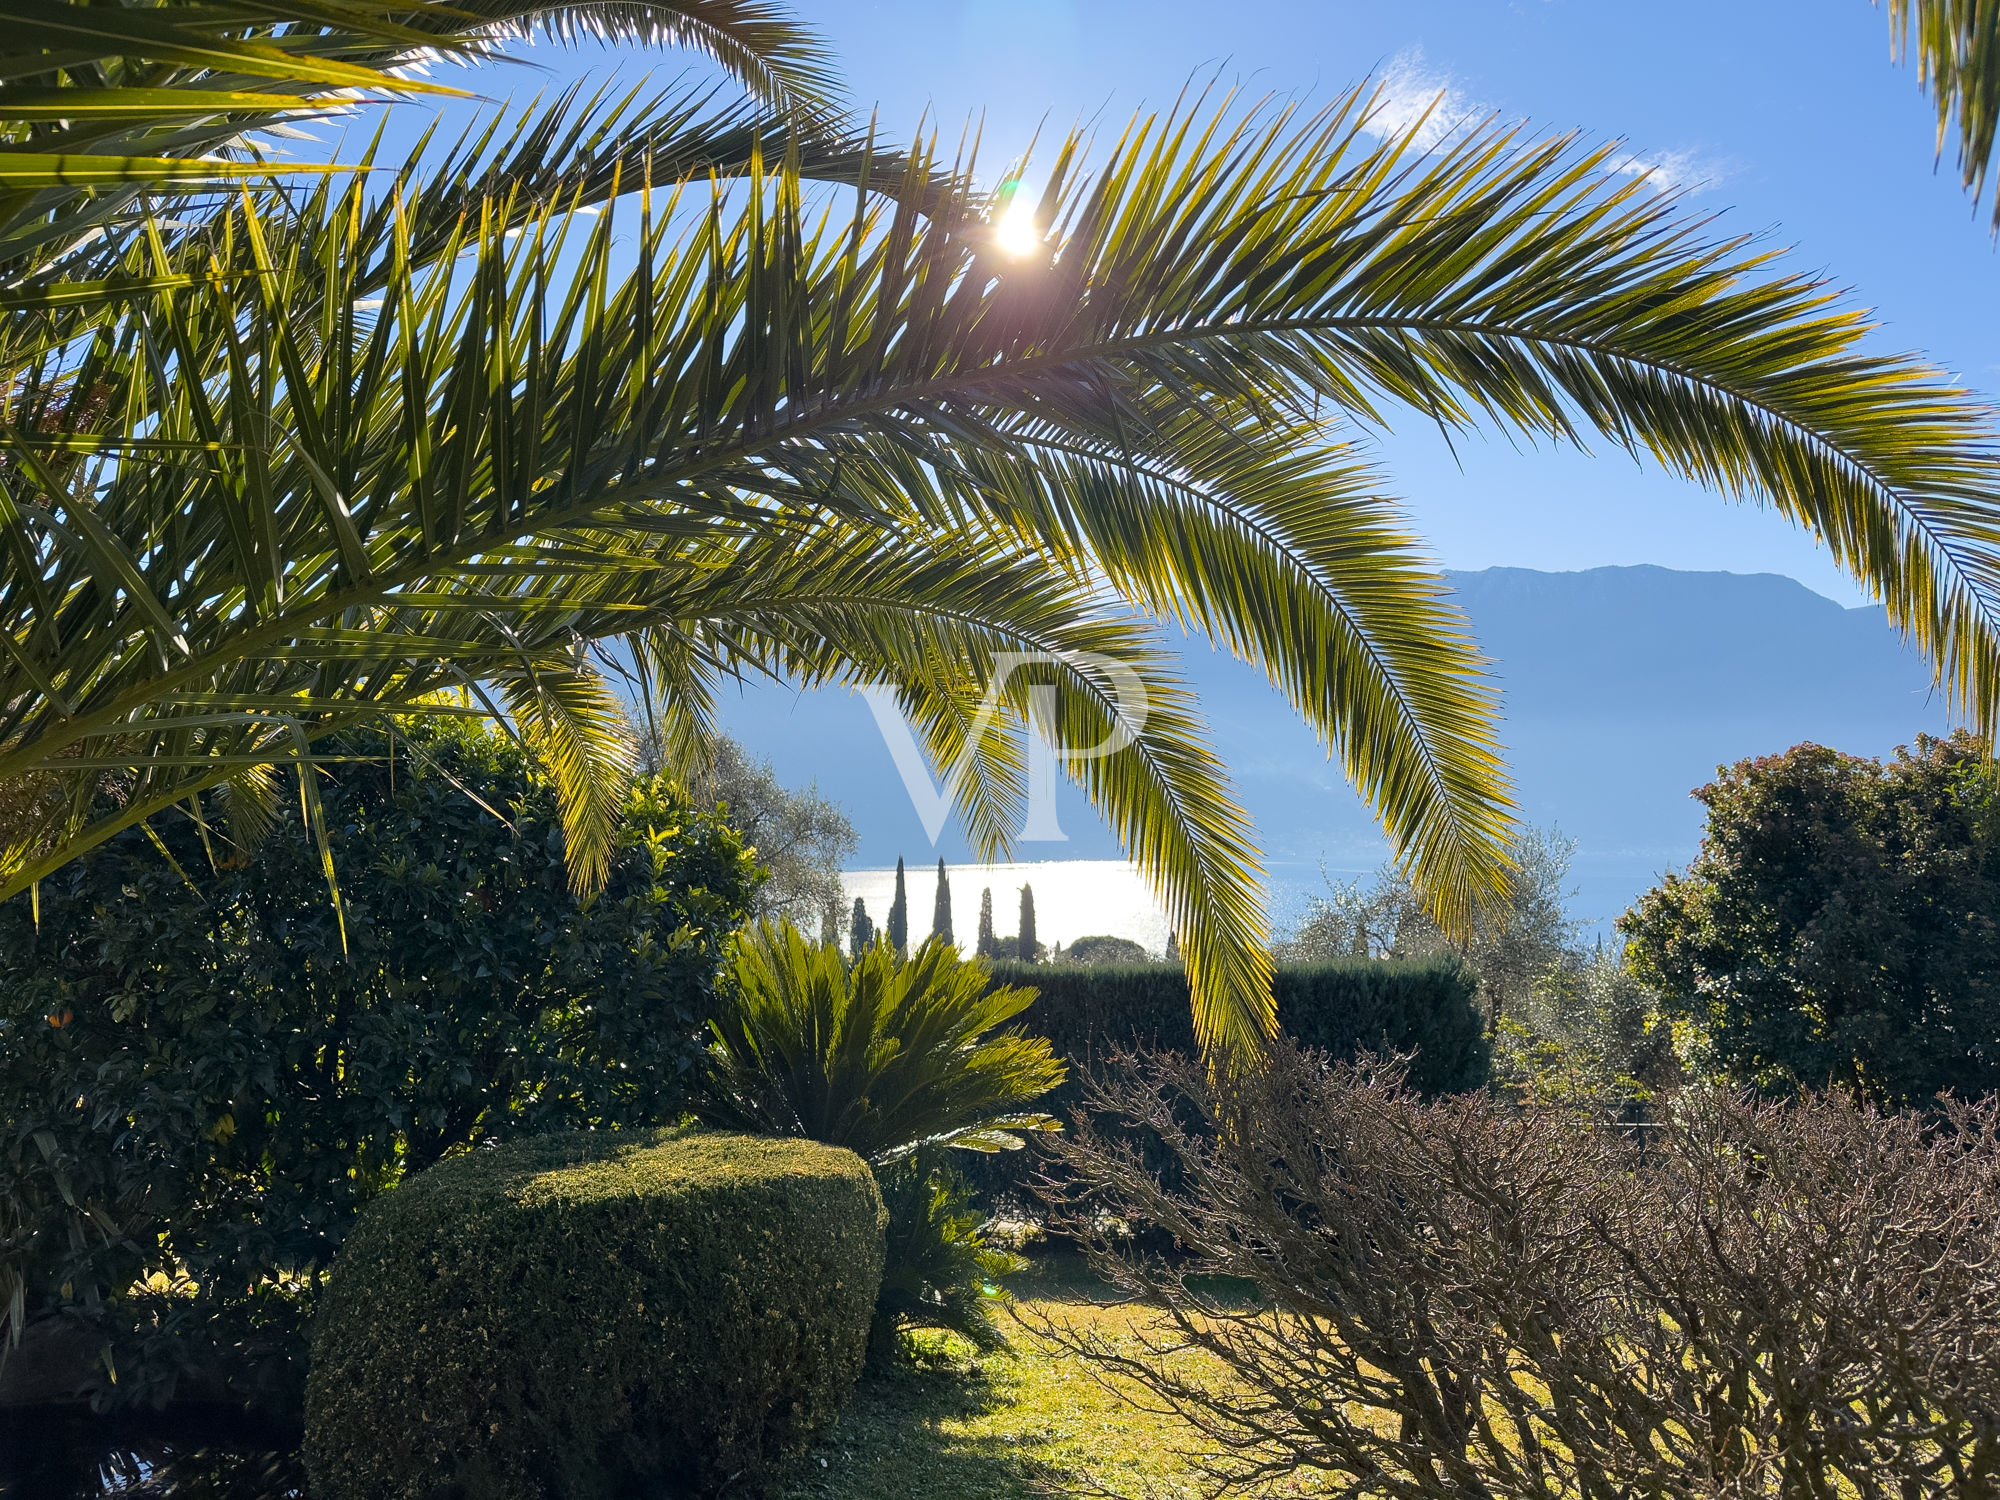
[985,955,1488,1094]
[304,1129,884,1500]
[871,1152,1023,1360]
[1625,732,2000,1106]
[693,924,1063,1352]
[0,721,758,1415]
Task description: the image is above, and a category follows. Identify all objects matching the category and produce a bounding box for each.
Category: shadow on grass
[774,1349,1075,1500]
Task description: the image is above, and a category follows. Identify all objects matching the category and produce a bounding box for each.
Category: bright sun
[995,196,1041,258]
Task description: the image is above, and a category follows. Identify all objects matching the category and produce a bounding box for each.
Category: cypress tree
[932,857,953,944]
[820,900,839,948]
[976,887,996,958]
[1165,927,1180,963]
[1018,883,1037,962]
[849,896,874,956]
[887,856,909,952]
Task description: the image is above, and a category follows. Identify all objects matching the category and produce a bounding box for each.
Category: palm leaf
[1886,0,2000,226]
[6,87,2000,1055]
[0,0,838,278]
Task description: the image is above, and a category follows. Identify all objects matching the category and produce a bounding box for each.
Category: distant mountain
[711,566,1951,930]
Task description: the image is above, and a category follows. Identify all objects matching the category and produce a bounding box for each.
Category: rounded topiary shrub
[303,1129,885,1500]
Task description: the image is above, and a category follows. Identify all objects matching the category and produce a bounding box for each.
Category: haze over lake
[727,566,1955,941]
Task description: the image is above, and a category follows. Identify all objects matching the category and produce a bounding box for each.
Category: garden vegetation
[1038,1043,2000,1500]
[304,1129,884,1500]
[0,720,757,1418]
[1625,731,2000,1105]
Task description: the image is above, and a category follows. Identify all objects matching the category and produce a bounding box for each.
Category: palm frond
[494,655,635,895]
[694,920,1065,1165]
[1886,0,2000,227]
[0,0,842,277]
[6,87,2000,1054]
[652,521,1278,1053]
[447,0,839,112]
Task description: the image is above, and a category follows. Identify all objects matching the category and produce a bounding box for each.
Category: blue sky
[415,0,1999,605]
[805,0,1999,606]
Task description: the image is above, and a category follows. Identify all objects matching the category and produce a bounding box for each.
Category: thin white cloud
[1359,48,1727,195]
[1606,148,1730,195]
[1360,48,1482,151]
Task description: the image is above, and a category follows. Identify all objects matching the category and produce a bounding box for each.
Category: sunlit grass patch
[773,1256,1333,1500]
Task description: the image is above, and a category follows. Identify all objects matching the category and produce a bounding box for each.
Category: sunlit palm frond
[810,412,1513,938]
[695,919,1064,1166]
[0,0,840,277]
[6,86,2000,1053]
[447,0,839,112]
[651,521,1277,1053]
[493,655,635,895]
[1885,0,2000,226]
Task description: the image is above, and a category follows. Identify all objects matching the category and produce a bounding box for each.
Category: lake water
[842,860,1173,956]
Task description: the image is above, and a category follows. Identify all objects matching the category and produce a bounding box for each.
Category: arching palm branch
[5,85,2000,1055]
[1884,0,2000,226]
[0,0,839,280]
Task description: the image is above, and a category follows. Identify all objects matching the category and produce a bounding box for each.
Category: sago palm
[6,32,2000,1053]
[692,920,1065,1165]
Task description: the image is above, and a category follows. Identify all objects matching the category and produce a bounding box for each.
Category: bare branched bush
[1030,1045,2000,1498]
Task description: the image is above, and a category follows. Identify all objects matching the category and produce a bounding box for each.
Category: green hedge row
[985,954,1489,1095]
[305,1129,884,1500]
[958,957,1486,1206]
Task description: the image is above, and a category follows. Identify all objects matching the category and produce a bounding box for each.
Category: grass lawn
[774,1255,1331,1500]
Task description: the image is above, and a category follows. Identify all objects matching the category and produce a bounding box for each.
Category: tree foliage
[1623,731,2000,1106]
[1056,933,1154,966]
[886,857,909,953]
[976,886,997,958]
[0,720,757,1408]
[1282,825,1581,1021]
[649,732,854,929]
[931,857,952,944]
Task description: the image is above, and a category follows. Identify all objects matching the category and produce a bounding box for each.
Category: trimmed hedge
[985,954,1489,1094]
[304,1129,885,1500]
[957,957,1486,1207]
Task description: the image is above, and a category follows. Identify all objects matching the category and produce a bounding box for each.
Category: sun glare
[995,195,1042,258]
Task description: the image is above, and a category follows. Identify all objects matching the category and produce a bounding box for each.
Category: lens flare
[995,195,1041,258]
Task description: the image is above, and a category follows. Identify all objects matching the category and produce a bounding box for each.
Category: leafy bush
[0,721,758,1414]
[871,1152,1024,1359]
[985,955,1488,1094]
[692,924,1063,1351]
[1624,732,2000,1105]
[1056,935,1154,966]
[304,1129,884,1500]
[1492,938,1682,1119]
[1038,1044,2000,1499]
